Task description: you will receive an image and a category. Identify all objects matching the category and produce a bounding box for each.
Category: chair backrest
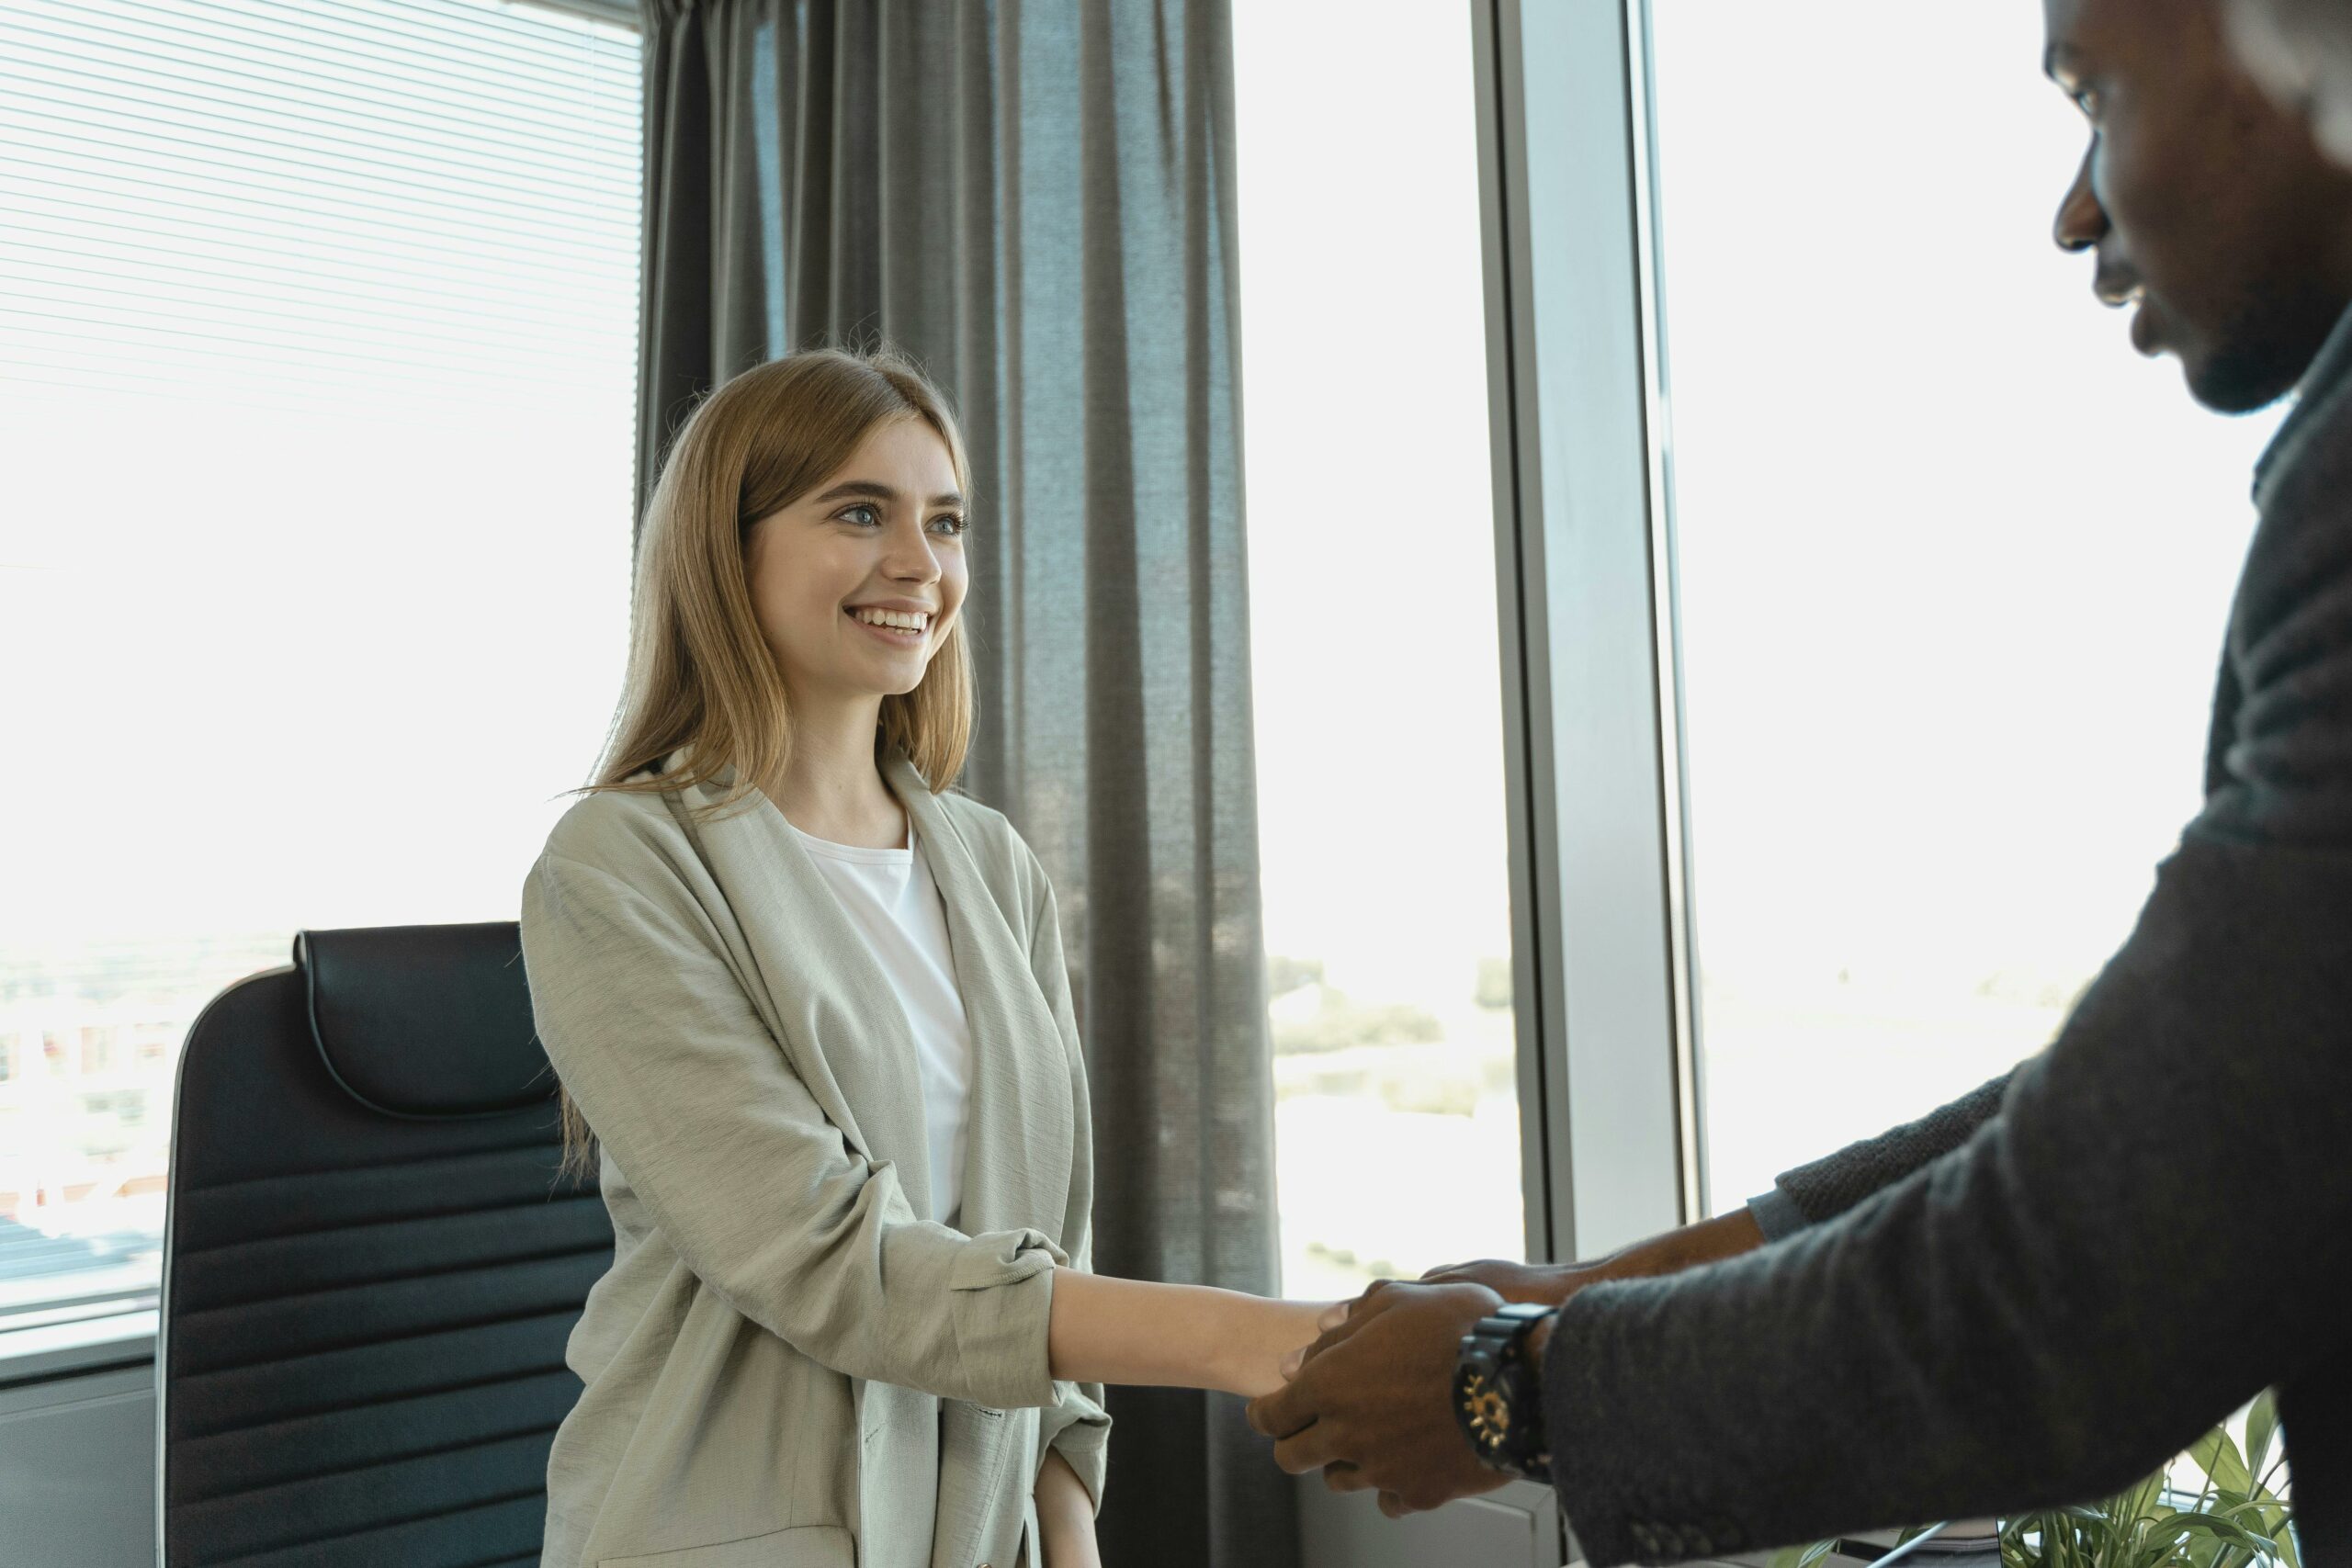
[158,921,609,1568]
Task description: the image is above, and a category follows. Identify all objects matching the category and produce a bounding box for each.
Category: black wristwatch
[1453,1302,1555,1483]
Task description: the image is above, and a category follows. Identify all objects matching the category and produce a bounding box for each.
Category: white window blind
[0,0,642,1348]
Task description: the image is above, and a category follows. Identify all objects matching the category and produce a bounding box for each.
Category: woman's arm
[1035,1449,1101,1568]
[1047,1269,1331,1399]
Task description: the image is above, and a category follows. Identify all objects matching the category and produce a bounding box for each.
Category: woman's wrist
[1212,1292,1330,1399]
[1044,1269,1333,1395]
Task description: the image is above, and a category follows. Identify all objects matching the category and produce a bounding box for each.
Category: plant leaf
[2190,1429,2256,1497]
[1770,1538,1841,1568]
[2171,1510,2276,1557]
[2246,1390,2280,1482]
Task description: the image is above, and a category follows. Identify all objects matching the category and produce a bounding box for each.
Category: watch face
[1458,1367,1511,1451]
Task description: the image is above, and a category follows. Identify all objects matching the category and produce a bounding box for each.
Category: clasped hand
[1244,1267,1532,1518]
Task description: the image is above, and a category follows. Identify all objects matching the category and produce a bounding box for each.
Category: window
[1646,2,2283,1212]
[1233,1,1525,1300]
[0,0,641,1342]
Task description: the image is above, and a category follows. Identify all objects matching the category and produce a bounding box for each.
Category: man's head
[2047,0,2352,412]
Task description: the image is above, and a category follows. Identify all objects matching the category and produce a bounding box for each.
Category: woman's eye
[929,513,967,536]
[838,503,881,527]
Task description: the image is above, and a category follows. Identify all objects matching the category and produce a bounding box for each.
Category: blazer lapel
[888,754,1076,1241]
[675,766,935,1221]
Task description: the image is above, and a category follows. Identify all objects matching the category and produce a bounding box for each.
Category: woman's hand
[1035,1450,1101,1568]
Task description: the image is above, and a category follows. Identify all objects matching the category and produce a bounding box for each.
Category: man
[1246,1,2352,1562]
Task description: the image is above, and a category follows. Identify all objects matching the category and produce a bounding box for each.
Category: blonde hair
[556,347,978,1174]
[594,346,976,807]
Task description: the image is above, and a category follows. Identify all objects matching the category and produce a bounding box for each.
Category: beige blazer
[518,752,1108,1568]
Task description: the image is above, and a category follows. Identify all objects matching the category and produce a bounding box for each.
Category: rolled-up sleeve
[522,848,1060,1410]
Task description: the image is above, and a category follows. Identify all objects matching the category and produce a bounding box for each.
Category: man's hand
[1245,1280,1510,1517]
[1418,1257,1589,1304]
[1424,1209,1770,1306]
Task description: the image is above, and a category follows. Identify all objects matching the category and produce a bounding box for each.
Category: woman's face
[743,415,967,707]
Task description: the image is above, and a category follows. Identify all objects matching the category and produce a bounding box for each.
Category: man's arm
[1528,411,2352,1564]
[1423,1074,2015,1305]
[1255,830,2352,1540]
[1256,456,2352,1545]
[1535,822,2352,1564]
[1760,1069,2015,1235]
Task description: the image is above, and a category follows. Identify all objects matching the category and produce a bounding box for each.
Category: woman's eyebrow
[810,479,966,508]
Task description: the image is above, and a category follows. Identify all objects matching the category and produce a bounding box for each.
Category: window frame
[1479,0,1697,1276]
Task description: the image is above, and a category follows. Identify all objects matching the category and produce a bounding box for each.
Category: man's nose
[2053,143,2108,255]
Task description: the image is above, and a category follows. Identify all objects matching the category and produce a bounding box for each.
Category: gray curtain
[634,4,1294,1562]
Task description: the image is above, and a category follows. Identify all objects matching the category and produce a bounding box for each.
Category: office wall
[0,1365,153,1567]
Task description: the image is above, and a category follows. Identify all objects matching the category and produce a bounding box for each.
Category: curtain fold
[635,3,1292,1562]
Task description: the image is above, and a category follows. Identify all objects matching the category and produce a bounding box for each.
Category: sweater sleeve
[521,848,1063,1411]
[1537,460,2352,1564]
[1758,1071,2017,1235]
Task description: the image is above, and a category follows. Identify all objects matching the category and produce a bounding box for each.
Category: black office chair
[158,922,611,1567]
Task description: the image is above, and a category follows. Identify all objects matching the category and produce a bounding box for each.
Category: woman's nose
[882,526,942,581]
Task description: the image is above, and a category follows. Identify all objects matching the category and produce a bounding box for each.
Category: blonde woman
[520,349,1327,1568]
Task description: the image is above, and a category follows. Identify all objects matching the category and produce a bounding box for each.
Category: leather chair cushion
[299,922,550,1117]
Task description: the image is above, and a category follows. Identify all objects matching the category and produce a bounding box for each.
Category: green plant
[1770,1391,2297,1568]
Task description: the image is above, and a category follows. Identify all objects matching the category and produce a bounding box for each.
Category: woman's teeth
[852,607,929,634]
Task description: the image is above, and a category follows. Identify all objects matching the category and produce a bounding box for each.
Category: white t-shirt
[790,818,974,1228]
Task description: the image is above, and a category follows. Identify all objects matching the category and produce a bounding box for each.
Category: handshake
[1243,1213,1766,1518]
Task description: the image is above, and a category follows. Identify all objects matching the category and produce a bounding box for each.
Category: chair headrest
[296,922,551,1119]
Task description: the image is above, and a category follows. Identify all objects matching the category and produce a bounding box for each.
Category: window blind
[0,0,639,414]
[0,0,642,1344]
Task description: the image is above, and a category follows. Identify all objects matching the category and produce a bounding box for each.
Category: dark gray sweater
[1544,307,2352,1567]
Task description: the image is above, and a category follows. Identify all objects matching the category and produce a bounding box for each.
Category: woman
[521,348,1328,1568]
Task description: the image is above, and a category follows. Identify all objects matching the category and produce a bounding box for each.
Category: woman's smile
[847,602,935,646]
